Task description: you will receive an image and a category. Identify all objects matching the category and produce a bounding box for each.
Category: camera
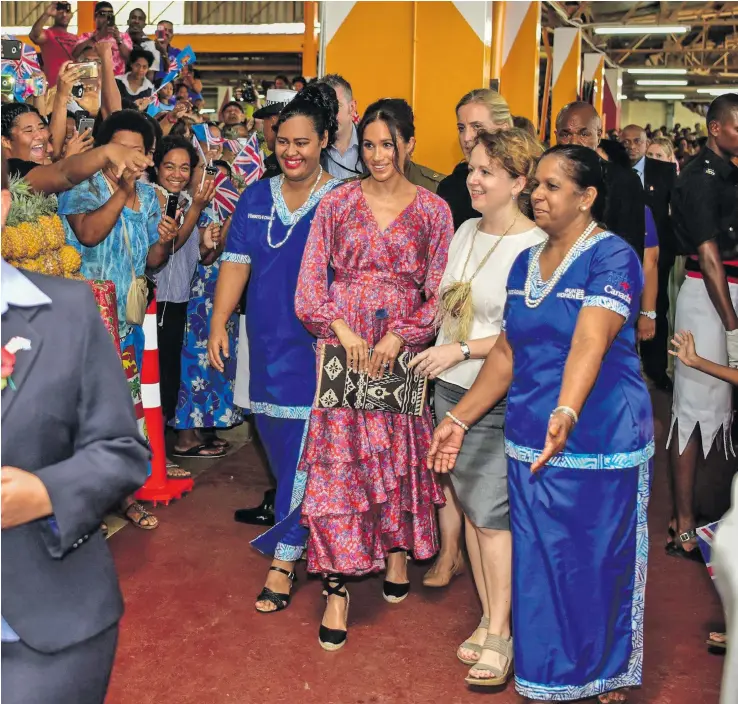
[235,76,257,105]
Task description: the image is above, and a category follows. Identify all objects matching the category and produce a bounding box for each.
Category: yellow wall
[412,2,491,173]
[621,100,702,130]
[323,1,493,175]
[324,2,415,114]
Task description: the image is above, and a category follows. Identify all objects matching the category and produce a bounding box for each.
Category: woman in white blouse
[410,128,545,687]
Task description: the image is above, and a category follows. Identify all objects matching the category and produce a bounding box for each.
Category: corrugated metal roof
[184,1,303,25]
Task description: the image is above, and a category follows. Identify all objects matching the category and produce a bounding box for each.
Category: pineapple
[3,176,68,275]
[60,245,82,276]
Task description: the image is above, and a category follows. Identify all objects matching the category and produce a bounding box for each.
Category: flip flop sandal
[707,632,727,650]
[457,616,489,665]
[255,566,297,613]
[166,462,192,479]
[124,502,158,530]
[171,444,226,459]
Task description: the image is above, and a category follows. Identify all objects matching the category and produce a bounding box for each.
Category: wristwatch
[459,341,471,360]
[639,310,656,320]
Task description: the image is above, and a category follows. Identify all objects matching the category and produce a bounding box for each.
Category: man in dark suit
[621,124,678,390]
[1,162,149,703]
[555,102,646,262]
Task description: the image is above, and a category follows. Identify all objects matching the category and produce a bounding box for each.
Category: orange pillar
[583,53,606,116]
[302,1,318,79]
[551,28,582,144]
[77,1,95,34]
[490,1,505,88]
[500,0,541,129]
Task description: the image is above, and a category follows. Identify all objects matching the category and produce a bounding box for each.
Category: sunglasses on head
[96,10,114,17]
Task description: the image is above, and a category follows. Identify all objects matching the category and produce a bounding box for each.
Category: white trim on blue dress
[221,252,251,264]
[250,401,312,420]
[583,295,630,320]
[514,458,650,700]
[504,438,655,469]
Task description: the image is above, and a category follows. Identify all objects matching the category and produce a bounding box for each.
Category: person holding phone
[49,61,94,161]
[72,1,132,77]
[29,2,78,87]
[153,21,179,84]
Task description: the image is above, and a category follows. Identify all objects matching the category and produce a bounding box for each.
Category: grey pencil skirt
[433,379,509,531]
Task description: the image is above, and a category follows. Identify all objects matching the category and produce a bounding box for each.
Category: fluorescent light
[627,68,688,75]
[696,87,736,96]
[636,79,689,86]
[594,25,690,35]
[644,93,686,100]
[618,95,628,100]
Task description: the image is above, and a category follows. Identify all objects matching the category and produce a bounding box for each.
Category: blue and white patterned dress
[502,232,654,700]
[173,259,243,431]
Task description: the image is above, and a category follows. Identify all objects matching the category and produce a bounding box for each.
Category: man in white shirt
[126,7,162,75]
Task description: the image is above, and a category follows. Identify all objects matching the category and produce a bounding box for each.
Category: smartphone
[107,14,116,26]
[71,83,84,100]
[1,39,22,61]
[156,29,166,40]
[205,165,218,177]
[56,2,71,10]
[72,61,99,80]
[0,74,15,95]
[165,193,179,220]
[77,116,95,134]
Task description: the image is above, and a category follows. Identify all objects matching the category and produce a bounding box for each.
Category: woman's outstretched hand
[427,417,465,473]
[530,412,574,473]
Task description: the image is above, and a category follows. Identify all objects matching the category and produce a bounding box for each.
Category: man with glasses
[29,2,78,86]
[72,1,132,76]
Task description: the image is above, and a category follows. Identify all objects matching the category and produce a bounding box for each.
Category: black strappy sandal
[319,576,349,652]
[665,528,704,563]
[254,566,297,613]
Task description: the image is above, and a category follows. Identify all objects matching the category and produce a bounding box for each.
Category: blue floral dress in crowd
[173,258,243,431]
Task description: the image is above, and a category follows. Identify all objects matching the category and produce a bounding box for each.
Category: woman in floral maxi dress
[294,98,454,650]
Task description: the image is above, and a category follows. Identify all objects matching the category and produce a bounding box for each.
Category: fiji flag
[211,171,240,222]
[696,521,721,580]
[192,123,223,148]
[232,133,265,185]
[157,45,197,90]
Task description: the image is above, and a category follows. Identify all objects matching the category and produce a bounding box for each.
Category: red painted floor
[106,391,730,704]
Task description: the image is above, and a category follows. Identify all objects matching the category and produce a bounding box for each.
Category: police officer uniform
[404,160,445,194]
[668,146,738,456]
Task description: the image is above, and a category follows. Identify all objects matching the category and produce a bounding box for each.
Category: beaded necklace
[267,166,323,249]
[524,220,597,308]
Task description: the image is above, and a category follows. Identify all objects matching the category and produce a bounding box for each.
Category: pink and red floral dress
[295,180,454,575]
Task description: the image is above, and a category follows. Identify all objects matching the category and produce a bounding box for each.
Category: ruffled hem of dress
[299,407,443,575]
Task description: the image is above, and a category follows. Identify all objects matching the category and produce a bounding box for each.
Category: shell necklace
[524,220,597,308]
[267,166,323,249]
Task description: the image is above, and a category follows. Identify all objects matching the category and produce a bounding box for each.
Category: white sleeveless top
[436,217,546,389]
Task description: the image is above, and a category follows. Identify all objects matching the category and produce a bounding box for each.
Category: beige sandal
[465,633,513,687]
[423,551,464,588]
[457,616,489,665]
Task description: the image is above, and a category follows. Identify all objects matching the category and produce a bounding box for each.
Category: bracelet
[445,411,470,433]
[551,405,579,425]
[639,310,656,320]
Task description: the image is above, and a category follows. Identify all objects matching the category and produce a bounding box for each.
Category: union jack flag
[224,139,243,154]
[212,171,240,221]
[232,133,265,185]
[696,521,721,580]
[1,41,40,79]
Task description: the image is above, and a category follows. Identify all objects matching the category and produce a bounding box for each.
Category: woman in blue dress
[208,84,342,613]
[428,144,653,704]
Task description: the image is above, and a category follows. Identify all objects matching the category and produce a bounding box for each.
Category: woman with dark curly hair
[208,84,342,613]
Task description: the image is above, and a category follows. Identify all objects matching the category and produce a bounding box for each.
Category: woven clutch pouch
[315,343,429,416]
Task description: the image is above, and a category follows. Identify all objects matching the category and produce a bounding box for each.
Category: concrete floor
[105,393,731,703]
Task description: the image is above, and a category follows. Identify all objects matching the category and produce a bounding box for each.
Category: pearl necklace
[267,166,323,249]
[524,221,597,308]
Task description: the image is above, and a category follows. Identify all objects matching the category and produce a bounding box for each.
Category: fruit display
[3,176,82,279]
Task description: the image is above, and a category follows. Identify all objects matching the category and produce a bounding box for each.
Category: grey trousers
[714,474,738,704]
[1,623,118,704]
